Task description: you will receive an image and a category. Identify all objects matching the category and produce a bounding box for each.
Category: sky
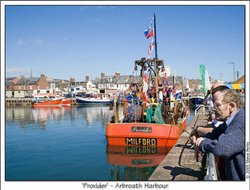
[5,4,245,82]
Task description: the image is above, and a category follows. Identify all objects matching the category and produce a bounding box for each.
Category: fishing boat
[76,93,112,105]
[106,104,187,147]
[106,14,188,148]
[32,97,63,107]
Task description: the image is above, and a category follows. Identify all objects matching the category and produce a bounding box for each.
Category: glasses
[213,102,228,108]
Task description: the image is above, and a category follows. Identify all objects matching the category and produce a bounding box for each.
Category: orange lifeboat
[32,98,62,107]
[61,98,72,106]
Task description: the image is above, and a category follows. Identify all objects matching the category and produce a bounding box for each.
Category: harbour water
[5,105,194,181]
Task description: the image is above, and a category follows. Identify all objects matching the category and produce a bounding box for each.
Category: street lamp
[236,70,240,80]
[228,62,235,82]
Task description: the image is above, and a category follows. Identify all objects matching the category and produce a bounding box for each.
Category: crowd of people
[190,82,245,180]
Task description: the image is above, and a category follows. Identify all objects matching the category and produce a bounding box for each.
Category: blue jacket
[200,108,245,180]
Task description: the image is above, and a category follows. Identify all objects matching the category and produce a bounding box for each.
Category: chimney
[70,77,75,83]
[114,72,120,80]
[101,73,105,79]
[85,76,90,82]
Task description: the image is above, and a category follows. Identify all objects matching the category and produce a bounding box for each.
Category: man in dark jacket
[195,89,245,180]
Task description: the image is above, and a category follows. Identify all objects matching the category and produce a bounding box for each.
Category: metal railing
[204,152,218,180]
[194,105,219,180]
[195,104,205,115]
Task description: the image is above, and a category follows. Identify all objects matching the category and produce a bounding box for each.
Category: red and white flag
[142,73,149,100]
[147,38,154,59]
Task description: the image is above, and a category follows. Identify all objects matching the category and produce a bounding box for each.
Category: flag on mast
[145,17,155,58]
[144,17,154,39]
[142,73,149,100]
[147,38,154,59]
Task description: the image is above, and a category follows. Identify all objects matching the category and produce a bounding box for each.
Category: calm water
[5,105,193,181]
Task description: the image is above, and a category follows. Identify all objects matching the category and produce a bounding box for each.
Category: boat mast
[153,13,159,102]
[153,13,158,59]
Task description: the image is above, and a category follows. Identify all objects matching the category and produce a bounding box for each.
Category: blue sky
[5,5,245,82]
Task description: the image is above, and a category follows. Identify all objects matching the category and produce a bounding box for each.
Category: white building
[67,85,85,95]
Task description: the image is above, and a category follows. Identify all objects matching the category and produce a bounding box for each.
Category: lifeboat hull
[106,117,187,147]
[61,98,72,106]
[32,98,62,107]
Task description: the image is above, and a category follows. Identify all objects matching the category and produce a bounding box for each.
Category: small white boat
[76,94,112,105]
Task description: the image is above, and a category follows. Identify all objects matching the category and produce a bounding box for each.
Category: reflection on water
[6,105,111,129]
[6,105,113,180]
[5,105,194,180]
[76,105,111,126]
[107,143,174,180]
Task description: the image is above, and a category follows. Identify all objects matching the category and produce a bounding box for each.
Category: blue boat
[189,95,204,108]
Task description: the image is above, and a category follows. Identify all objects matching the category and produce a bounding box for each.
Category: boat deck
[149,111,209,180]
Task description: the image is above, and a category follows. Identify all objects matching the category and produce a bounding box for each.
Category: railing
[194,104,205,115]
[204,153,218,180]
[194,104,219,180]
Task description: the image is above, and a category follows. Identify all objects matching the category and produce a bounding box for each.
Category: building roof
[6,77,16,81]
[127,76,141,84]
[16,77,40,85]
[6,77,21,84]
[5,81,13,86]
[116,76,130,84]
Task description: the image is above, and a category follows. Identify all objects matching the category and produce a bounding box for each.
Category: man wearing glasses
[195,87,245,180]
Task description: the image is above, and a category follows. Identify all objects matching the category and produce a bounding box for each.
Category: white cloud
[13,36,44,49]
[6,66,30,76]
[31,36,43,47]
[14,38,26,47]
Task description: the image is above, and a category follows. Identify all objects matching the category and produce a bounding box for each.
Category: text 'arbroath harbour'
[115,182,169,189]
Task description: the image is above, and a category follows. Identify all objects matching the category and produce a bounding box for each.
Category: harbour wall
[5,98,33,107]
[5,98,77,106]
[149,109,208,180]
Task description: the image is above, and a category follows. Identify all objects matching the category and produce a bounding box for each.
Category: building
[6,74,57,98]
[95,72,141,94]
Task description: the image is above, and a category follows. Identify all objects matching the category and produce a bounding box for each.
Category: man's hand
[195,137,204,147]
